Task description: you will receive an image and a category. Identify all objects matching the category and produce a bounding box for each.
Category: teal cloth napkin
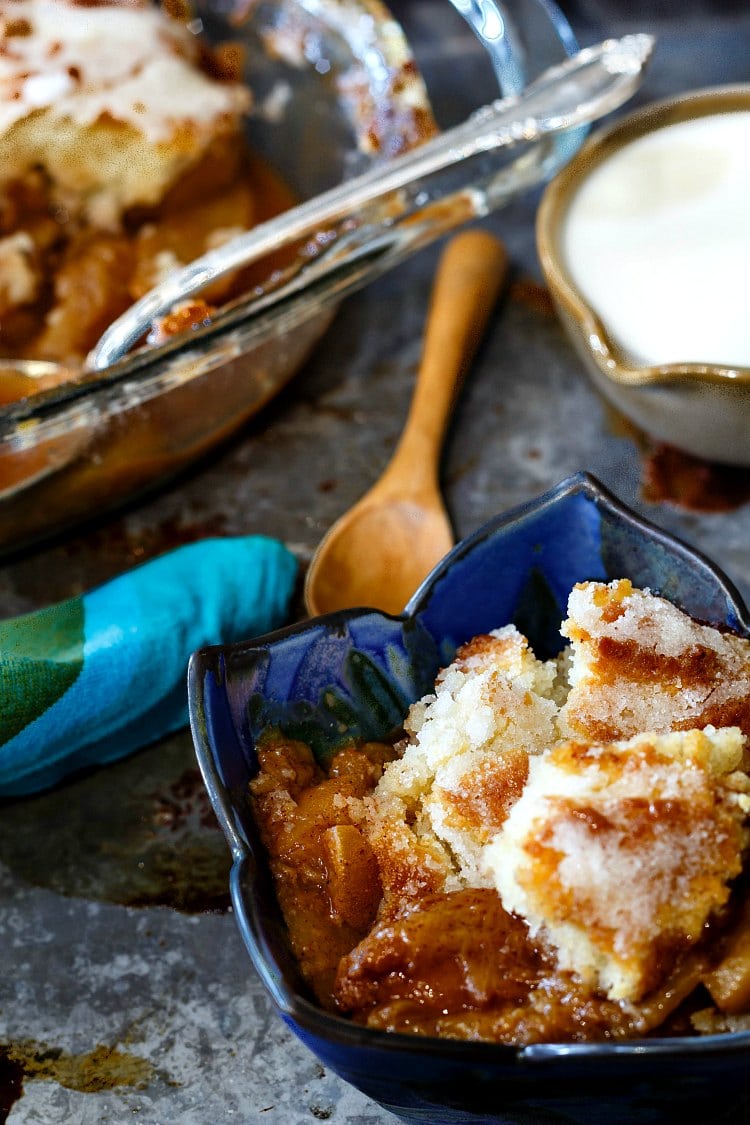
[0,536,297,797]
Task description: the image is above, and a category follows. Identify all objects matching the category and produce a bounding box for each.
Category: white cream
[561,111,750,368]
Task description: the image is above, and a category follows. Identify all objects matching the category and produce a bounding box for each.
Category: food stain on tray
[643,443,750,513]
[509,276,555,318]
[7,514,231,604]
[603,403,750,513]
[132,766,232,912]
[0,1040,156,1121]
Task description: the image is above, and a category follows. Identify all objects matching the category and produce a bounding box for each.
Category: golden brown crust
[561,580,750,743]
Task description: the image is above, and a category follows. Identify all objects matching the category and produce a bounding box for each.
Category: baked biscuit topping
[0,0,272,366]
[367,625,562,905]
[0,0,251,226]
[560,578,750,742]
[488,726,750,1001]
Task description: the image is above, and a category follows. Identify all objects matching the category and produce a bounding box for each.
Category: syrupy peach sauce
[0,138,295,373]
[249,732,750,1045]
[249,734,397,1004]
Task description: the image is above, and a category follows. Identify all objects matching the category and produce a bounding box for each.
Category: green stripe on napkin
[0,597,84,740]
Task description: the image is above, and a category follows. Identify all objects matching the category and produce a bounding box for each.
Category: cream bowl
[537,85,750,466]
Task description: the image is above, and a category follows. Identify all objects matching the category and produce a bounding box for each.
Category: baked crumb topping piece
[366,625,562,907]
[0,0,260,365]
[488,726,750,1002]
[560,578,750,742]
[0,0,251,227]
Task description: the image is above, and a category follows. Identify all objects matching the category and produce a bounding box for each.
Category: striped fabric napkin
[0,536,297,797]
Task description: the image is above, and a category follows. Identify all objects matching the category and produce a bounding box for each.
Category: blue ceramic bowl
[188,473,750,1125]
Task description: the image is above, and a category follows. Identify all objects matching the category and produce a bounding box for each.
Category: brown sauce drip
[643,442,750,513]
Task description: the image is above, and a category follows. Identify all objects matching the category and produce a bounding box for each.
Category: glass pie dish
[0,0,439,552]
[0,0,646,555]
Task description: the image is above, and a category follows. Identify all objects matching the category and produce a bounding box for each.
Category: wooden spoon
[304,228,508,617]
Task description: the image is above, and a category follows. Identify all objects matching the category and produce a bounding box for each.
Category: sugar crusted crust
[560,578,750,743]
[366,625,562,910]
[488,727,750,1001]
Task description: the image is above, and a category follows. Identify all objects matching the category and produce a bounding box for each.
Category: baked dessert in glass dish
[0,0,436,549]
[0,0,267,374]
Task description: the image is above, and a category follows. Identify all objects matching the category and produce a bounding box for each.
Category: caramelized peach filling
[250,732,750,1044]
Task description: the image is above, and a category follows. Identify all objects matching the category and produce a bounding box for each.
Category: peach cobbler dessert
[0,0,292,383]
[250,580,750,1043]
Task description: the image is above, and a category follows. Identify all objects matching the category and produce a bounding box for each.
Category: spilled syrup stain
[126,766,231,913]
[9,513,231,605]
[509,278,555,317]
[150,767,222,835]
[0,1041,155,1121]
[0,753,232,915]
[60,514,232,570]
[643,443,750,513]
[0,1049,22,1122]
[603,403,750,514]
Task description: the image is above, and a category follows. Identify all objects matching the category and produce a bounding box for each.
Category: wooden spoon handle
[382,228,508,491]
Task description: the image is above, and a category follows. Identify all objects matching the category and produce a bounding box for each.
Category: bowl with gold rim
[537,85,750,467]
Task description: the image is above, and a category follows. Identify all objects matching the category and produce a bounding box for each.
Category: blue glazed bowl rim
[188,471,750,1066]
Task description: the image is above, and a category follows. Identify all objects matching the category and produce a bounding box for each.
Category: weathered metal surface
[2,3,750,1121]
